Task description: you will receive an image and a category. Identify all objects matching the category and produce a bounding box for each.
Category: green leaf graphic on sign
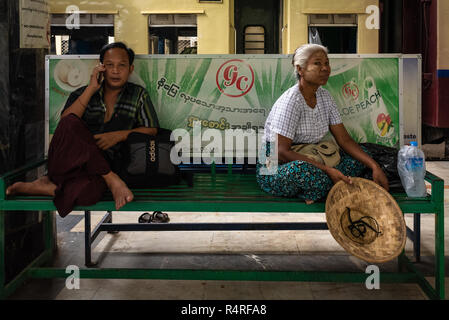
[246,58,296,109]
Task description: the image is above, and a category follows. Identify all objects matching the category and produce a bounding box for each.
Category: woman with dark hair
[257,44,389,204]
[7,42,159,216]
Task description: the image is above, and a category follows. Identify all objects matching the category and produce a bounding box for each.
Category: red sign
[342,81,359,100]
[216,59,255,98]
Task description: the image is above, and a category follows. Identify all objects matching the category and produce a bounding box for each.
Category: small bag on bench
[118,128,192,188]
[291,140,341,168]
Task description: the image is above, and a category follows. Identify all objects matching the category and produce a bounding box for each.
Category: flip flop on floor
[138,212,152,223]
[150,211,170,223]
[138,211,170,223]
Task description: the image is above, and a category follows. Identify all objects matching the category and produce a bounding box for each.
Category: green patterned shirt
[62,82,159,135]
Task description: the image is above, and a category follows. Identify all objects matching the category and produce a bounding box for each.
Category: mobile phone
[97,71,104,85]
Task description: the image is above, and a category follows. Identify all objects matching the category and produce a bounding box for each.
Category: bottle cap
[410,141,418,147]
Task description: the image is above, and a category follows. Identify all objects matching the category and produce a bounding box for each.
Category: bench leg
[84,210,118,267]
[413,213,421,262]
[397,251,406,273]
[84,210,97,268]
[435,205,445,300]
[0,211,5,299]
[106,211,119,234]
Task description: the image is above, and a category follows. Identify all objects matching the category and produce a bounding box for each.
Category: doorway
[234,0,280,54]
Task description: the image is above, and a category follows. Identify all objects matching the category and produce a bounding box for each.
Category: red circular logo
[216,59,255,98]
[342,82,359,100]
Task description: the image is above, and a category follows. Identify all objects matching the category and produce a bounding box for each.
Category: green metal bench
[0,158,445,299]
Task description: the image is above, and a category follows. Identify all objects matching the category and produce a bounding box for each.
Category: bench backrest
[46,54,422,161]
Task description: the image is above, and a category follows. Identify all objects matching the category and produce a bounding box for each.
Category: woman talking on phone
[6,42,160,217]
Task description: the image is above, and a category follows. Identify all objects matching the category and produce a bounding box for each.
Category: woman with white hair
[257,44,389,204]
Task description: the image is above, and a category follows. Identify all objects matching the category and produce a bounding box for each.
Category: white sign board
[20,0,50,49]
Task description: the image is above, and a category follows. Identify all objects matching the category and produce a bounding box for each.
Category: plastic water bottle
[397,141,427,197]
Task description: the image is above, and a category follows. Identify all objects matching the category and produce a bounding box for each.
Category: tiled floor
[7,162,449,300]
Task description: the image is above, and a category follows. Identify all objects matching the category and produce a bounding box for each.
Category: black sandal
[138,212,152,223]
[138,211,170,223]
[150,211,170,223]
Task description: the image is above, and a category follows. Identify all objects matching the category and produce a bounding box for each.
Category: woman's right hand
[88,63,106,92]
[325,167,353,185]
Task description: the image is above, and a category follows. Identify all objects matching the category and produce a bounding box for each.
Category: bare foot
[6,176,56,196]
[305,199,315,205]
[102,171,134,210]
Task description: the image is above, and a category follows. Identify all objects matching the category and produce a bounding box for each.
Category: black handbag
[118,128,193,188]
[360,143,403,192]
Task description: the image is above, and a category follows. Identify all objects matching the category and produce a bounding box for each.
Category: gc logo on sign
[216,59,255,98]
[342,81,359,101]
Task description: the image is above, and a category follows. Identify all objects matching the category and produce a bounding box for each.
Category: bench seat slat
[1,197,438,213]
[0,173,437,213]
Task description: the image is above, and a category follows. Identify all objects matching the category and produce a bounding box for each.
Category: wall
[436,0,449,127]
[283,0,379,54]
[50,0,379,55]
[228,0,235,54]
[438,0,449,71]
[282,0,307,54]
[49,0,233,54]
[0,0,9,172]
[1,0,48,285]
[421,0,449,128]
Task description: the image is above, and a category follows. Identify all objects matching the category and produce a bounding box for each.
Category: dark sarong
[48,114,111,217]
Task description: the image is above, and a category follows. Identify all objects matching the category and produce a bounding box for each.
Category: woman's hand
[325,167,353,185]
[329,124,390,191]
[372,166,389,191]
[94,131,127,150]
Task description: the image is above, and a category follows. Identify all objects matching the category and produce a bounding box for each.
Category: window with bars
[244,26,265,54]
[308,14,357,53]
[51,13,114,26]
[178,36,197,54]
[53,35,70,55]
[148,14,197,54]
[50,13,114,55]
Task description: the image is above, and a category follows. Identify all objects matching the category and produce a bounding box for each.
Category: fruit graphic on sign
[54,60,89,91]
[366,76,395,139]
[376,113,392,137]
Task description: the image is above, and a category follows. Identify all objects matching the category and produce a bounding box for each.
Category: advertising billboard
[46,54,416,155]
